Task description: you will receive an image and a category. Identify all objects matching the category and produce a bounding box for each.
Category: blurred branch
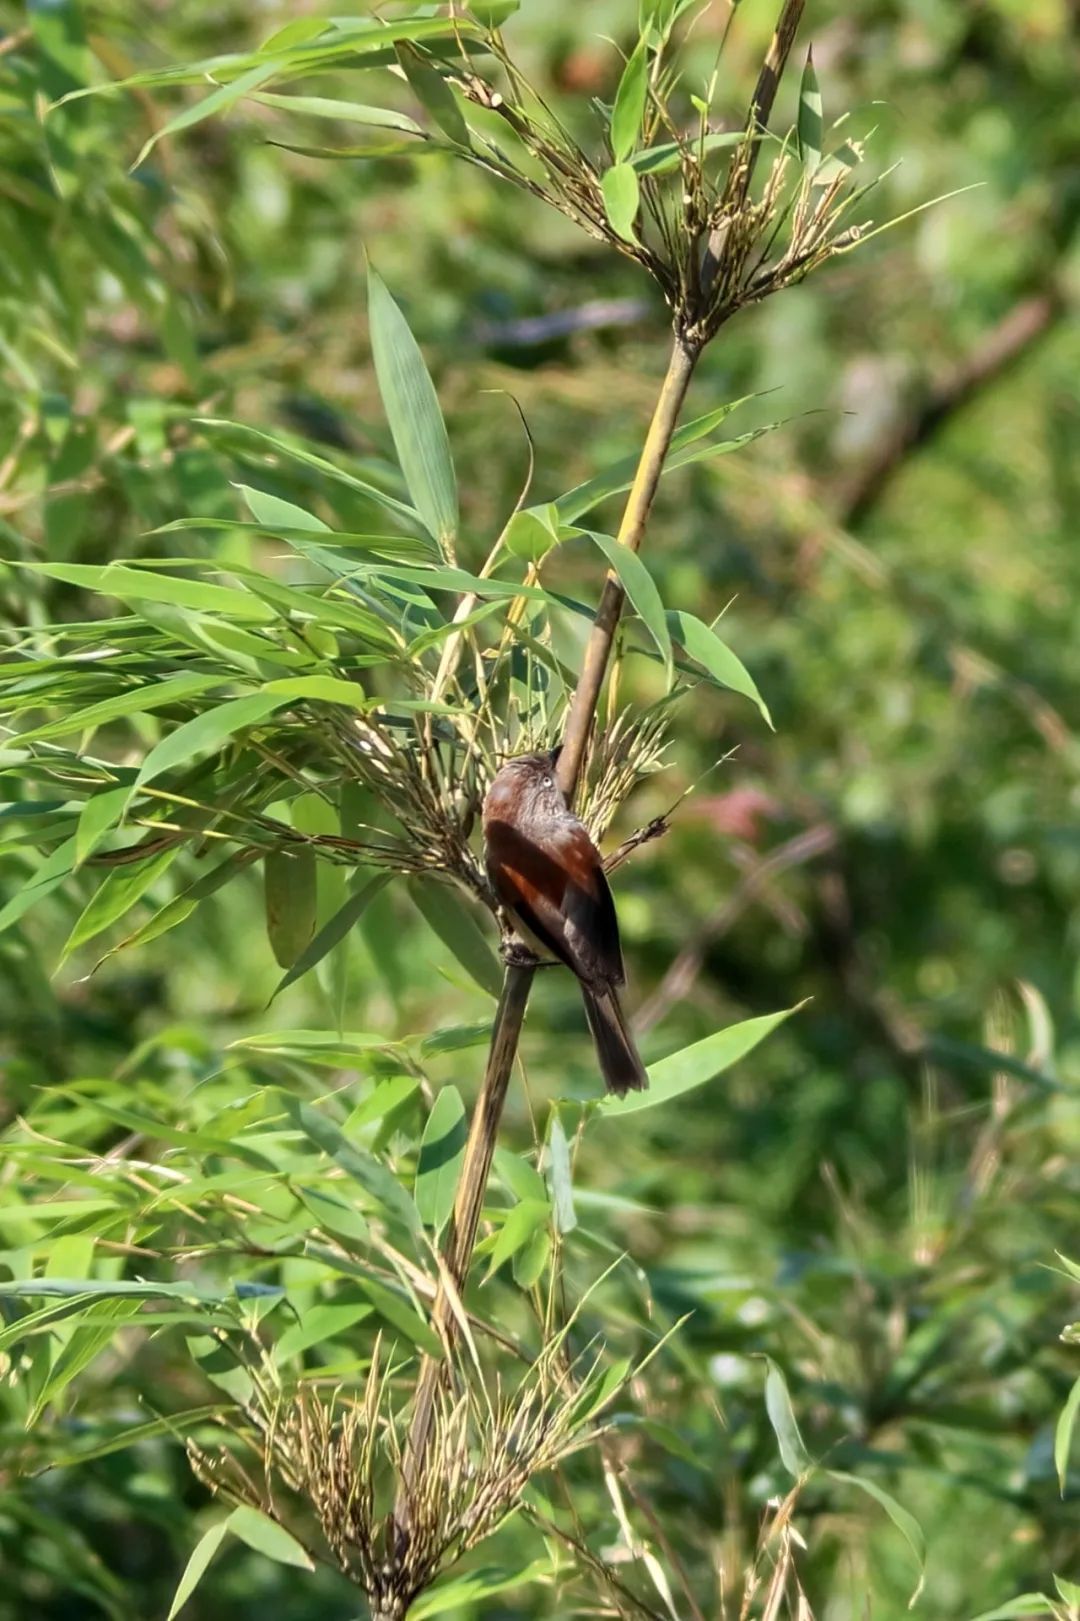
[838,286,1067,527]
[471,297,651,349]
[635,823,836,1033]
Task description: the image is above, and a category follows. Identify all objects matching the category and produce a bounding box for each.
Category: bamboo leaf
[134,61,280,167]
[414,1085,467,1231]
[279,1092,423,1239]
[485,1199,550,1279]
[600,162,640,243]
[610,37,649,163]
[827,1472,926,1606]
[225,1506,313,1571]
[667,609,772,726]
[264,848,317,969]
[585,531,672,681]
[251,92,422,134]
[547,1109,577,1235]
[61,846,177,963]
[407,878,502,998]
[167,1522,231,1620]
[367,267,458,552]
[274,873,392,997]
[600,1005,802,1116]
[1055,1375,1080,1493]
[797,50,822,172]
[765,1357,811,1477]
[135,693,286,788]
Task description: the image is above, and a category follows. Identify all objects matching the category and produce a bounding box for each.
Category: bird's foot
[500,938,541,968]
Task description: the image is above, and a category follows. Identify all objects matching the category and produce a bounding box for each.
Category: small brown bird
[483,750,648,1096]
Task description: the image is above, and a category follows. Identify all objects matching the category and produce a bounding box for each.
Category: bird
[482,750,648,1096]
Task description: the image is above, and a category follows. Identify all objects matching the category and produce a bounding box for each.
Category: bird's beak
[548,744,563,768]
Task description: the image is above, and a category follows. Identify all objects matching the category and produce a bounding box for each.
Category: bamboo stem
[396,334,699,1532]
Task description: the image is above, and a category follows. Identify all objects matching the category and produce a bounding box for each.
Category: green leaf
[264,848,317,969]
[274,873,392,996]
[407,1558,555,1620]
[239,484,327,533]
[629,129,745,175]
[279,1093,422,1238]
[407,878,502,998]
[968,1601,1057,1621]
[367,267,458,551]
[765,1358,811,1477]
[18,673,227,747]
[61,846,177,963]
[513,1226,551,1290]
[1055,1375,1080,1493]
[251,92,422,134]
[344,1075,421,1134]
[667,609,772,726]
[828,1472,926,1606]
[134,60,281,167]
[485,1199,550,1279]
[600,162,640,243]
[167,1521,231,1621]
[225,1506,313,1571]
[75,786,131,864]
[585,531,671,679]
[547,1110,577,1235]
[414,1085,467,1231]
[274,1301,373,1363]
[600,1005,801,1116]
[398,49,470,146]
[555,395,759,522]
[797,50,822,172]
[493,1148,549,1206]
[17,562,275,622]
[504,504,562,562]
[610,37,649,163]
[0,836,76,940]
[193,418,424,533]
[135,693,285,787]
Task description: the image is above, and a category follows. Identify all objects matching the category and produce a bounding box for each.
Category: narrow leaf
[274,873,391,996]
[407,878,502,998]
[610,37,649,163]
[667,609,772,726]
[280,1093,422,1238]
[167,1522,231,1620]
[264,848,317,969]
[828,1472,926,1606]
[547,1110,577,1235]
[600,162,640,242]
[252,92,422,134]
[135,693,285,788]
[485,1200,550,1279]
[225,1506,313,1571]
[1055,1375,1080,1494]
[765,1358,811,1477]
[797,50,822,171]
[367,267,458,551]
[586,531,671,680]
[600,1004,802,1116]
[414,1085,467,1231]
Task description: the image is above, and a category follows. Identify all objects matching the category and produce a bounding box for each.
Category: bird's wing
[485,817,624,988]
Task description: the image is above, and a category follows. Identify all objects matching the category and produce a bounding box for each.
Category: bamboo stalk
[396,334,699,1532]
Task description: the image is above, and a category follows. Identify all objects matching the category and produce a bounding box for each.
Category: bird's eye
[543,775,553,787]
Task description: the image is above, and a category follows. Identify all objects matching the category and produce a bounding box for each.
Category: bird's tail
[581,986,648,1096]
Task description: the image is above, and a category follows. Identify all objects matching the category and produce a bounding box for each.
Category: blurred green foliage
[1,1,1079,1618]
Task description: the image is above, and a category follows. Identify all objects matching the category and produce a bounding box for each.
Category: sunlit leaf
[599,1005,802,1116]
[610,36,649,163]
[765,1358,811,1477]
[367,267,458,552]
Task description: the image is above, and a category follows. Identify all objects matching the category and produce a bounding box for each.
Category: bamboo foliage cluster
[0,4,939,1618]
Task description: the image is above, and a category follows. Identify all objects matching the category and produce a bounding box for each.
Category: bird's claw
[500,937,541,968]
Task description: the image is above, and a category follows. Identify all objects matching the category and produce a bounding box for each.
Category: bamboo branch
[396,337,699,1537]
